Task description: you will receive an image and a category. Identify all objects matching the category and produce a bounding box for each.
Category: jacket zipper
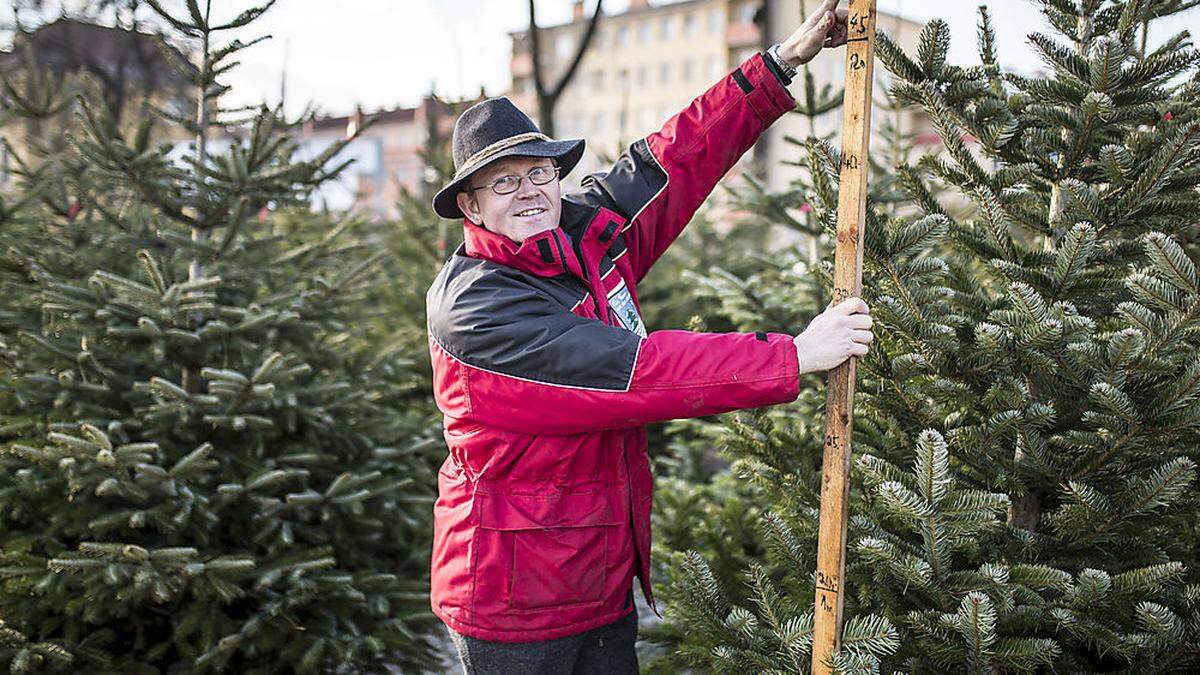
[623,435,639,609]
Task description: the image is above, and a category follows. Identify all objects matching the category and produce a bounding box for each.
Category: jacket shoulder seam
[621,138,670,234]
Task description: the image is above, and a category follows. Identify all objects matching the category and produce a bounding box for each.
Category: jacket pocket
[477,489,622,612]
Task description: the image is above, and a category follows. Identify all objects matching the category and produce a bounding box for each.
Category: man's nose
[514,177,541,199]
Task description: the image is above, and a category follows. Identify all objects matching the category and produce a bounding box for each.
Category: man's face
[455,155,562,243]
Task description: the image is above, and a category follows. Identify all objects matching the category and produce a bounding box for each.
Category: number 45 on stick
[811,0,876,673]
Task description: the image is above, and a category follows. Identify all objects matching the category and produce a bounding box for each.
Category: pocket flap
[477,489,623,530]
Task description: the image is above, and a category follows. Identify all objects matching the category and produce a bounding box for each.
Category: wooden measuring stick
[811,0,877,673]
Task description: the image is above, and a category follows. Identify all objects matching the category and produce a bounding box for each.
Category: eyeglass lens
[492,166,557,195]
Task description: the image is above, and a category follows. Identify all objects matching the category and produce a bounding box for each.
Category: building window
[682,58,694,81]
[709,56,725,80]
[660,15,674,40]
[709,8,724,33]
[659,62,671,85]
[616,25,629,46]
[682,13,697,38]
[640,107,655,130]
[738,2,759,25]
[637,21,651,43]
[592,70,605,91]
[617,68,630,90]
[637,65,649,86]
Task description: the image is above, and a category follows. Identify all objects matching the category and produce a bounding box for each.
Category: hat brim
[432,138,586,219]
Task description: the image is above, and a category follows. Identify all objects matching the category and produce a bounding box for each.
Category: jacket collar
[462,219,585,279]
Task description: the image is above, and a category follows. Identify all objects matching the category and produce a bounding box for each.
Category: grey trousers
[448,590,639,675]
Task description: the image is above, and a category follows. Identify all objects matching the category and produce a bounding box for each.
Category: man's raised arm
[567,0,849,283]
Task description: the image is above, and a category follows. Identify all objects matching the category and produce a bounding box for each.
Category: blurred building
[0,18,197,185]
[284,95,464,218]
[510,0,759,184]
[762,0,933,194]
[0,18,196,122]
[509,0,933,198]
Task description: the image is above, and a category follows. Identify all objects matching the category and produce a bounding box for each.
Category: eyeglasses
[467,165,560,196]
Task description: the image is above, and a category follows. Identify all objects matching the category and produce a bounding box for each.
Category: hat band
[458,131,552,178]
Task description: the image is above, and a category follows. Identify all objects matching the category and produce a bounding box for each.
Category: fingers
[851,329,873,344]
[823,33,847,49]
[833,297,870,315]
[817,7,850,47]
[850,342,869,357]
[804,0,840,29]
[817,0,841,15]
[848,313,873,330]
[805,10,832,33]
[829,10,849,43]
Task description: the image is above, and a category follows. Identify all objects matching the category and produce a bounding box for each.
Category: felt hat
[432,97,585,219]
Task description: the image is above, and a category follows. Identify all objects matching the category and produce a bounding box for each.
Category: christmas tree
[649,0,1200,672]
[0,3,443,672]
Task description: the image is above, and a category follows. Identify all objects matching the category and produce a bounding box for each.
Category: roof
[508,0,717,36]
[310,106,416,131]
[508,0,923,36]
[304,95,471,133]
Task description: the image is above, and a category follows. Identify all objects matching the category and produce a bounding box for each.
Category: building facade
[510,0,931,198]
[510,0,763,186]
[0,19,198,187]
[282,96,463,218]
[762,0,931,194]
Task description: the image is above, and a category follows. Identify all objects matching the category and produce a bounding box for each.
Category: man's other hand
[793,297,873,374]
[779,0,850,67]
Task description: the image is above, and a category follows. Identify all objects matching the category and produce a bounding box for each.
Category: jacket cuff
[739,52,797,125]
[767,331,802,404]
[760,49,794,86]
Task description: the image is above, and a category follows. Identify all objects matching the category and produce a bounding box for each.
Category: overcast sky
[170,0,1200,117]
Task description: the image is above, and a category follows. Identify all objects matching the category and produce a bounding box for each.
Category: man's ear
[456,192,480,224]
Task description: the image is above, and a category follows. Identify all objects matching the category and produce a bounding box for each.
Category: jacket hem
[434,603,633,643]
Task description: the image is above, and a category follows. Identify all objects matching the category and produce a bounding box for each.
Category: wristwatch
[767,43,798,80]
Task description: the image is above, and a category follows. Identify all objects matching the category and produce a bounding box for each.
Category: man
[426,1,872,672]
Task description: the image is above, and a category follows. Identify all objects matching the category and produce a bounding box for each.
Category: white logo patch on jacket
[607,278,647,337]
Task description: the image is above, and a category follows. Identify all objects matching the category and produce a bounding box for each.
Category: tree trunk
[527,0,603,137]
[182,2,212,395]
[1010,177,1068,532]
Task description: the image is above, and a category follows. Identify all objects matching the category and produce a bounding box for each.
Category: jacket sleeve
[568,52,796,283]
[428,280,800,436]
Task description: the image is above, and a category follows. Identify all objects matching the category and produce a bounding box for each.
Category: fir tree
[0,3,442,672]
[650,0,1200,672]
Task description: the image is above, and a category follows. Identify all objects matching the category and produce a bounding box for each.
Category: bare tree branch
[527,0,603,136]
[549,1,602,100]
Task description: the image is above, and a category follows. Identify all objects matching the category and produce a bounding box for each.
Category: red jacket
[427,52,800,642]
